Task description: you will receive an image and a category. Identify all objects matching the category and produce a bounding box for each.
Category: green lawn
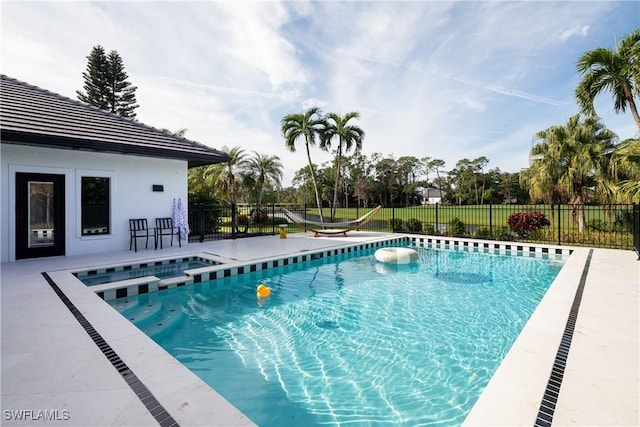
[202,204,634,250]
[303,205,634,249]
[322,204,628,228]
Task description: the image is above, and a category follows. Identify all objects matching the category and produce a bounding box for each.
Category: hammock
[280,206,382,237]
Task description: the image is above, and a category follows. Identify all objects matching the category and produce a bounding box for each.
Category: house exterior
[416,187,446,205]
[0,75,229,263]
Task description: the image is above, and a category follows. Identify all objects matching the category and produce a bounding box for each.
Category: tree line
[74,31,639,222]
[274,29,640,214]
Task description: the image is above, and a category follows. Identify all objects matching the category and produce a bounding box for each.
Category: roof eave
[1,130,231,167]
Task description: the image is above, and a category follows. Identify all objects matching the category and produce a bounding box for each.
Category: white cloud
[302,98,328,110]
[559,25,591,41]
[458,95,486,112]
[1,1,637,186]
[214,2,308,88]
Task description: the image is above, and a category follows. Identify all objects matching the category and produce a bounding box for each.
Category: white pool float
[374,247,419,264]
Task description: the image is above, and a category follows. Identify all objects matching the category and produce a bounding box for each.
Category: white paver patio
[1,232,638,426]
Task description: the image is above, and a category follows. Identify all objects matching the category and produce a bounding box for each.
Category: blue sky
[2,1,638,186]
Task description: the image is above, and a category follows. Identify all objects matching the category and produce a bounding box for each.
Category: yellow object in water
[257,284,271,298]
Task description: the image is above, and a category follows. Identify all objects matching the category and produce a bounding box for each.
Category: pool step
[158,275,194,288]
[121,300,163,324]
[110,297,139,313]
[92,276,161,301]
[138,302,185,339]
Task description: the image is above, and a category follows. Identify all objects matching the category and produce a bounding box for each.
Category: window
[81,177,110,235]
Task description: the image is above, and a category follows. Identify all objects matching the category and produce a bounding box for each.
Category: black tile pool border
[534,248,594,427]
[410,236,572,257]
[89,237,572,301]
[93,236,410,300]
[73,255,219,282]
[41,272,180,427]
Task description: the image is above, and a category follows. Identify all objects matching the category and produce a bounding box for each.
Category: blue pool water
[78,260,215,286]
[109,245,565,426]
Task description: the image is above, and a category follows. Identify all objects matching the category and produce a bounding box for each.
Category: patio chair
[155,217,181,249]
[129,218,150,252]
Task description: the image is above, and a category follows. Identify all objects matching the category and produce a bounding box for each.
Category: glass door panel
[28,181,55,248]
[15,173,65,259]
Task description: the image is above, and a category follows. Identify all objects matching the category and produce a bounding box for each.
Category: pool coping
[41,272,180,427]
[463,246,591,425]
[48,235,571,426]
[2,232,637,426]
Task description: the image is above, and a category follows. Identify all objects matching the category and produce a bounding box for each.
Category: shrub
[449,217,465,236]
[507,211,550,237]
[250,209,269,224]
[406,218,423,233]
[188,191,222,205]
[492,226,511,240]
[237,214,249,226]
[474,226,511,240]
[423,223,436,234]
[272,216,288,225]
[389,218,403,231]
[529,228,548,241]
[239,209,268,226]
[586,219,607,232]
[474,226,491,238]
[614,210,633,233]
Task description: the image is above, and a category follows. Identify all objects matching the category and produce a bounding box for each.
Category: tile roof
[0,74,230,167]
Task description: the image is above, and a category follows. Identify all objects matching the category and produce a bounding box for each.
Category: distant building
[415,187,446,205]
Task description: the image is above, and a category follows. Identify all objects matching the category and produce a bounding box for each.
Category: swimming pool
[74,256,219,286]
[109,244,565,426]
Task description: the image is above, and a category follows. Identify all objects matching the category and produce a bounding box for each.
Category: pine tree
[106,50,139,119]
[76,45,109,110]
[77,45,139,119]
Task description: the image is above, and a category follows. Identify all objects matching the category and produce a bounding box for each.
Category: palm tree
[520,145,564,221]
[160,128,188,138]
[203,146,249,232]
[609,138,640,202]
[206,146,248,204]
[576,29,640,130]
[188,165,218,203]
[321,111,365,220]
[525,115,618,231]
[247,151,284,209]
[281,107,326,222]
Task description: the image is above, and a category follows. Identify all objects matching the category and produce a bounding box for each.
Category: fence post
[435,203,439,234]
[489,204,493,236]
[271,203,275,236]
[633,203,639,260]
[303,204,308,233]
[231,202,237,239]
[198,204,205,242]
[557,204,561,246]
[392,205,396,232]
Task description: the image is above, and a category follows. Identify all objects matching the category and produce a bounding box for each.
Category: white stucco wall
[1,144,189,262]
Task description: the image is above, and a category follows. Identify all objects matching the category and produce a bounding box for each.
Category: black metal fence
[634,203,640,258]
[188,203,286,242]
[189,202,639,252]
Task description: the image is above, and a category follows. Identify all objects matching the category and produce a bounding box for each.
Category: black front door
[15,173,66,259]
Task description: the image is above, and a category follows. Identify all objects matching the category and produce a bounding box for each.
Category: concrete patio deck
[1,232,638,426]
